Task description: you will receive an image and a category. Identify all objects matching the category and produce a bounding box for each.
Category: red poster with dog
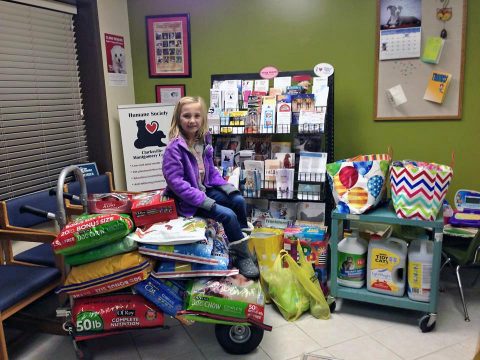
[105,33,127,86]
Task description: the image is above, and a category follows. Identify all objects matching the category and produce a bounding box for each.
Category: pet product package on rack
[390,160,453,221]
[52,214,134,255]
[71,294,164,335]
[326,153,391,214]
[87,193,133,214]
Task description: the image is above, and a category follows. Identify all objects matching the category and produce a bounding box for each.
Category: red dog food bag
[87,193,133,214]
[131,191,177,227]
[72,294,164,335]
[52,214,134,255]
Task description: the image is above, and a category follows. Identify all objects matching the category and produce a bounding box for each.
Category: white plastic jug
[367,237,408,297]
[337,230,368,288]
[407,239,433,302]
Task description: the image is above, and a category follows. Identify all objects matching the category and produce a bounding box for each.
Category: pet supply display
[326,153,391,214]
[131,191,177,226]
[128,217,207,245]
[390,160,453,221]
[337,229,368,288]
[184,276,267,328]
[52,213,134,256]
[57,252,152,298]
[407,239,433,302]
[262,250,310,321]
[367,236,407,297]
[282,241,330,319]
[87,193,133,214]
[72,294,164,335]
[134,277,187,317]
[65,236,138,266]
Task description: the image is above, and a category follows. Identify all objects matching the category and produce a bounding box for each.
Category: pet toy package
[326,153,391,215]
[52,214,134,255]
[128,217,206,245]
[131,191,177,227]
[87,193,133,214]
[182,276,268,328]
[57,252,152,298]
[390,160,453,221]
[72,294,164,335]
[134,277,187,317]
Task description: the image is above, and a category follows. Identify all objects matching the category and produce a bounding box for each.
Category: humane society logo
[133,119,167,149]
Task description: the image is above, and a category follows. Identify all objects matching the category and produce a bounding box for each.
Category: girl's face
[179,102,203,141]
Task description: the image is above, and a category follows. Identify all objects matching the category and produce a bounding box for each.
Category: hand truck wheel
[214,324,264,354]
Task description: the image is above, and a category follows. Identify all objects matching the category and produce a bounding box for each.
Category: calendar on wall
[378,0,422,61]
[379,27,421,60]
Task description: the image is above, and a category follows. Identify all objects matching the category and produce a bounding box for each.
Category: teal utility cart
[329,203,444,332]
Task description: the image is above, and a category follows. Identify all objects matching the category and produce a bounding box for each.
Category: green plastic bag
[262,250,309,321]
[283,241,330,319]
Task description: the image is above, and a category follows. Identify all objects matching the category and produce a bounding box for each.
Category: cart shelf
[329,202,444,332]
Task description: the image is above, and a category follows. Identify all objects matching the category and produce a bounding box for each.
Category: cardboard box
[87,193,132,214]
[131,192,177,227]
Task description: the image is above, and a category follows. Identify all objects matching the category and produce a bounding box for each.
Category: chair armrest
[5,224,57,236]
[0,229,56,243]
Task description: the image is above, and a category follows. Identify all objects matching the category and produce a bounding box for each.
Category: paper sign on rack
[273,76,292,93]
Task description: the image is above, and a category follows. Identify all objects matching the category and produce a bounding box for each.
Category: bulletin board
[374,0,467,120]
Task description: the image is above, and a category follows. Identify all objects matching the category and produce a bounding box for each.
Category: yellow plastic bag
[283,241,330,319]
[262,250,309,321]
[250,228,284,303]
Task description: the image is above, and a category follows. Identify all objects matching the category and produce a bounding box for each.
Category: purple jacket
[162,133,230,217]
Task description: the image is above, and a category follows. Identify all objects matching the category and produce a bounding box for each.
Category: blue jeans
[195,187,248,243]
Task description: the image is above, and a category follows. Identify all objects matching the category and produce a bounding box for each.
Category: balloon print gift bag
[326,154,391,215]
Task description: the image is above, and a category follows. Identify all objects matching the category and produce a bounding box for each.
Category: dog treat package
[52,214,134,256]
[128,217,207,246]
[138,219,224,265]
[131,191,177,227]
[72,294,164,335]
[57,252,153,298]
[65,235,138,266]
[182,276,270,329]
[134,277,187,317]
[87,193,133,214]
[151,235,237,278]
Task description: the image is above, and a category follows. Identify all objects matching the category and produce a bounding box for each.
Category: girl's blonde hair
[168,96,209,140]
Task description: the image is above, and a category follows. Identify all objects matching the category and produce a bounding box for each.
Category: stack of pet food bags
[128,215,271,330]
[51,191,178,337]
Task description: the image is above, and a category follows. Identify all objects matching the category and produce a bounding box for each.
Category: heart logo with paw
[146,121,159,134]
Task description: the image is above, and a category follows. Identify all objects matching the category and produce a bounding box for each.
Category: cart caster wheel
[73,340,92,360]
[329,301,336,313]
[418,314,436,333]
[215,324,264,354]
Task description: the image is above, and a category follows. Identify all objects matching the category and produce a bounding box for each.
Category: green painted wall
[128,0,480,201]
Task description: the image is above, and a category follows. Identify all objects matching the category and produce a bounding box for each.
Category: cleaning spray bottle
[337,229,368,288]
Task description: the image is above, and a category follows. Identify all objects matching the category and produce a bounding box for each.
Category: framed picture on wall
[155,84,185,104]
[146,13,191,78]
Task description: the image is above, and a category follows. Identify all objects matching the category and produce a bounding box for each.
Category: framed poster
[155,84,185,104]
[146,13,191,78]
[375,0,467,120]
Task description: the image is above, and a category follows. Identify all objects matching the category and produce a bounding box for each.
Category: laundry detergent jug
[337,230,368,288]
[367,237,407,297]
[407,239,433,302]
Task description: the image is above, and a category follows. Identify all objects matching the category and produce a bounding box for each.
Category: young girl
[162,96,258,278]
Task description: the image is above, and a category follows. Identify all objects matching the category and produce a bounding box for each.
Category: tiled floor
[7,268,480,360]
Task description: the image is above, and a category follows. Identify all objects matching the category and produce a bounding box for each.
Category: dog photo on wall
[380,0,422,30]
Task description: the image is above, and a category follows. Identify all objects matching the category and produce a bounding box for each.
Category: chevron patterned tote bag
[390,161,453,221]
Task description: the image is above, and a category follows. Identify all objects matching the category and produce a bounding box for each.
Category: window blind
[0,0,89,200]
